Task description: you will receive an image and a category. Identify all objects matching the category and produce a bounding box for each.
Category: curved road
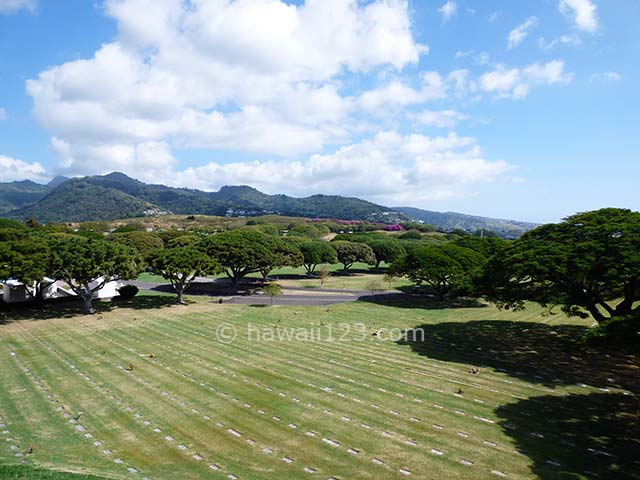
[131,280,410,306]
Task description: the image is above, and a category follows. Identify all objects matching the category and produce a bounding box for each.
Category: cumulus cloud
[408,109,468,129]
[0,0,35,14]
[0,108,7,121]
[0,154,47,182]
[357,72,447,114]
[169,131,515,204]
[438,1,457,22]
[478,60,573,99]
[28,0,428,178]
[559,0,598,33]
[508,17,538,49]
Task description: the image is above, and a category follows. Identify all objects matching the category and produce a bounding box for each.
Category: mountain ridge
[0,172,537,236]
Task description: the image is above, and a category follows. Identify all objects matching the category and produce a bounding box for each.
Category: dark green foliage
[399,222,437,232]
[0,217,25,229]
[0,234,54,299]
[331,241,376,271]
[288,223,329,239]
[108,231,164,260]
[479,208,640,324]
[583,314,640,350]
[287,238,338,274]
[10,179,156,222]
[149,246,218,303]
[454,236,507,258]
[367,239,405,268]
[50,236,141,312]
[7,172,410,223]
[398,230,422,240]
[391,243,485,299]
[199,230,297,288]
[116,284,139,300]
[0,464,108,479]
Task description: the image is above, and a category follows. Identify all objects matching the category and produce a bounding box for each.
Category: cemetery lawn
[0,295,638,480]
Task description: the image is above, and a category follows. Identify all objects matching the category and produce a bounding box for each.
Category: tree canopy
[391,243,485,299]
[50,236,141,312]
[331,241,376,271]
[478,208,640,324]
[287,238,338,275]
[149,246,219,303]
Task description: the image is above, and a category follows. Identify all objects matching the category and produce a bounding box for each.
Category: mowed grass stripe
[72,316,458,478]
[51,318,410,480]
[99,312,528,476]
[0,342,119,476]
[28,325,333,480]
[0,337,145,478]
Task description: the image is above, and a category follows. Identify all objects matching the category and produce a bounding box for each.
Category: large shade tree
[287,238,338,275]
[478,208,640,324]
[148,246,219,304]
[0,231,56,301]
[199,229,284,289]
[50,236,141,313]
[331,241,376,272]
[367,239,405,269]
[391,243,485,299]
[256,236,303,280]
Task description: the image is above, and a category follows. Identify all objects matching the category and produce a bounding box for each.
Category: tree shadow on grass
[360,293,488,310]
[398,320,640,393]
[496,392,640,480]
[0,293,179,324]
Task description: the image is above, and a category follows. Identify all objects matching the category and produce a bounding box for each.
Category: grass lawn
[138,263,414,292]
[0,294,637,479]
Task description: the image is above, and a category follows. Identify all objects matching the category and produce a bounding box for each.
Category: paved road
[131,280,409,306]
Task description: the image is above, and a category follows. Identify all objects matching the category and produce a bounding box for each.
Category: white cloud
[479,60,573,99]
[0,154,47,181]
[0,0,35,14]
[169,131,515,204]
[438,1,457,22]
[0,108,7,121]
[408,109,468,128]
[559,0,598,33]
[590,71,622,83]
[508,17,538,49]
[488,10,501,23]
[28,0,428,178]
[357,72,447,114]
[539,34,582,49]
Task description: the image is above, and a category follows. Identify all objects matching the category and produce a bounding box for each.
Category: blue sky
[0,0,638,223]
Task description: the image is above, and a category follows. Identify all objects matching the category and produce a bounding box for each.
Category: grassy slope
[0,294,637,480]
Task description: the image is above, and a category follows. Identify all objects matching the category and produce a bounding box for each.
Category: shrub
[584,314,640,351]
[117,284,139,300]
[398,230,422,240]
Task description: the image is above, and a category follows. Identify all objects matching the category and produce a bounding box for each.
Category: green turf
[0,464,108,479]
[0,297,637,480]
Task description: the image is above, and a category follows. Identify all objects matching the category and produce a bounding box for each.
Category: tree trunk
[177,284,185,304]
[82,292,94,314]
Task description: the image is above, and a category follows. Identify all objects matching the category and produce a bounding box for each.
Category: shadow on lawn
[361,293,488,310]
[398,320,640,393]
[0,293,178,324]
[496,392,640,480]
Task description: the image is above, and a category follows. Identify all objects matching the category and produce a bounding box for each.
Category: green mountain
[4,172,406,223]
[395,206,538,238]
[1,172,537,235]
[10,179,161,222]
[0,180,51,213]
